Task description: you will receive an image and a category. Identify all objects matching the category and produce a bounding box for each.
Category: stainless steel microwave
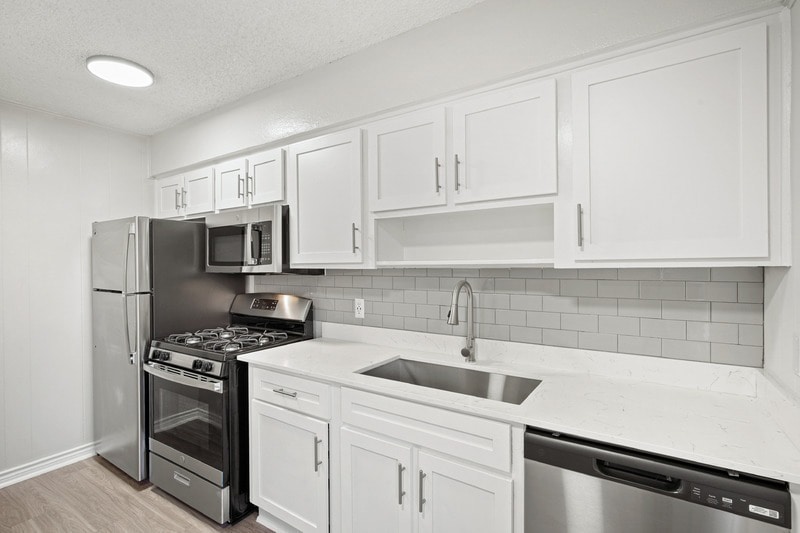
[206,220,275,273]
[205,205,322,275]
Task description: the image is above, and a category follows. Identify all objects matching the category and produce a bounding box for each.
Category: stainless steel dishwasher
[525,429,791,533]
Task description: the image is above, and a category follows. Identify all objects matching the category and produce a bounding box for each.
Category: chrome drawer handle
[272,388,297,398]
[173,471,191,487]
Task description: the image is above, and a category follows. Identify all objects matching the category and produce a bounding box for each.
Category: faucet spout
[447,280,475,362]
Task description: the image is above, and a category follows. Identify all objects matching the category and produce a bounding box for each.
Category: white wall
[764,5,800,403]
[0,101,152,476]
[150,0,776,176]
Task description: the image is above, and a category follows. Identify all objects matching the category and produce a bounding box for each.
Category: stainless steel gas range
[145,292,313,524]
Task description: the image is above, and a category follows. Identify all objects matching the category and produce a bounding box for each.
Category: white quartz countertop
[239,324,800,484]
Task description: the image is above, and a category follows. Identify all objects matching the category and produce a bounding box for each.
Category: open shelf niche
[375,203,554,267]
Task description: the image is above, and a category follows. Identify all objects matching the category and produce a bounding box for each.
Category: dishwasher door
[524,429,791,533]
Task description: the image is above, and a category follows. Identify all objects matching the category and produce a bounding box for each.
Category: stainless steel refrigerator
[91,217,244,481]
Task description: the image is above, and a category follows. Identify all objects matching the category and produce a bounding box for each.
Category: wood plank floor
[0,456,272,532]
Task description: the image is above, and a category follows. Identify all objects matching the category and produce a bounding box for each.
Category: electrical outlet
[354,298,365,319]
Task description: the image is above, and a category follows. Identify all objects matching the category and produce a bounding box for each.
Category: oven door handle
[144,363,224,394]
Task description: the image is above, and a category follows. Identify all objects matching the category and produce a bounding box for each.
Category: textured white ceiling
[0,0,486,135]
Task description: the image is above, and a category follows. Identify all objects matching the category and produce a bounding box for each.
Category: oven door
[145,363,229,486]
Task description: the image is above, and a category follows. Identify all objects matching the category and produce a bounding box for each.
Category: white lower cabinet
[250,399,329,533]
[340,428,413,533]
[339,388,516,532]
[341,427,513,533]
[417,451,513,533]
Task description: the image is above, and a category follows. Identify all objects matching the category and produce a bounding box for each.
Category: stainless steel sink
[358,358,541,405]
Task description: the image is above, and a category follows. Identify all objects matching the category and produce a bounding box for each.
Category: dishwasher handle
[596,459,682,493]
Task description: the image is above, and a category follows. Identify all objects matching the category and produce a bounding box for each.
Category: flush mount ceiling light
[86,55,154,88]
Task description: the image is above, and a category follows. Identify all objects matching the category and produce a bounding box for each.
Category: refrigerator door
[151,219,245,338]
[92,217,151,293]
[92,290,151,481]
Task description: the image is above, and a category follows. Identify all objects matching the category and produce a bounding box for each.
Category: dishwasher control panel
[690,482,786,525]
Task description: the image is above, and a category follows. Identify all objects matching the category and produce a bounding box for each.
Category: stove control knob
[160,351,170,361]
[202,361,213,372]
[192,359,204,371]
[151,351,162,361]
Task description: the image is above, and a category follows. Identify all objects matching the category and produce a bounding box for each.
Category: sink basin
[358,358,540,405]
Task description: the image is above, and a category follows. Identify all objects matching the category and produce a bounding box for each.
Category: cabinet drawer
[341,388,511,472]
[250,367,331,420]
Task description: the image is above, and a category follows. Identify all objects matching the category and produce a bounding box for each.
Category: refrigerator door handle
[123,224,137,363]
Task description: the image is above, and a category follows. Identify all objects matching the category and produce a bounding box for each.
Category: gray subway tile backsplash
[254,267,765,368]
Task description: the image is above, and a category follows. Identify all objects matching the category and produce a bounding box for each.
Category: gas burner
[223,342,242,352]
[185,336,203,345]
[166,332,194,344]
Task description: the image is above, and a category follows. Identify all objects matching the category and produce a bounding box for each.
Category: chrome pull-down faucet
[446,280,475,362]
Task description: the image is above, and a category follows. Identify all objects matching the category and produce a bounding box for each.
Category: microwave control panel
[254,222,272,265]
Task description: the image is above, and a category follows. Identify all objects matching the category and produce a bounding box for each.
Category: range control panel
[251,298,278,311]
[689,482,787,527]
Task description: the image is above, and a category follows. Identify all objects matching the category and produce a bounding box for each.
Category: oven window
[208,225,245,266]
[150,375,225,472]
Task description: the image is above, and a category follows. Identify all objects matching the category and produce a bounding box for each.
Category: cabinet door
[417,451,512,533]
[183,166,214,215]
[340,428,413,533]
[287,129,363,265]
[572,24,768,261]
[155,175,184,218]
[368,108,446,212]
[250,400,328,533]
[451,79,557,204]
[247,148,284,206]
[215,158,247,211]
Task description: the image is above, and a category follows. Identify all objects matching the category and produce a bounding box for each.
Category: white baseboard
[0,441,97,489]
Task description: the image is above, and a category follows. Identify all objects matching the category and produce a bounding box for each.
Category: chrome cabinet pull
[454,154,461,191]
[577,203,584,247]
[173,471,191,486]
[181,188,187,208]
[418,470,427,513]
[434,157,441,192]
[313,436,323,472]
[237,175,244,198]
[174,189,180,210]
[398,464,406,505]
[247,175,254,198]
[272,388,297,398]
[351,223,360,253]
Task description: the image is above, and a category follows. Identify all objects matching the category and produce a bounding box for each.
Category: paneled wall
[0,102,151,475]
[254,267,764,367]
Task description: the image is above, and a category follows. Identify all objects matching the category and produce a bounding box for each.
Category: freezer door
[91,217,151,293]
[92,290,151,481]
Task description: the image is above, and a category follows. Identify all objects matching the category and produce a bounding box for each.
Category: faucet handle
[461,347,473,361]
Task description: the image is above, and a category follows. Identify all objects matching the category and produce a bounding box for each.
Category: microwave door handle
[251,228,262,263]
[244,224,254,265]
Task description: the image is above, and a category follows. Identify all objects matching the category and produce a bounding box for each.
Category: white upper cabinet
[368,108,447,212]
[248,148,285,206]
[183,166,214,215]
[570,23,770,262]
[155,166,214,218]
[287,128,363,265]
[155,175,184,219]
[451,79,557,205]
[215,157,247,211]
[215,149,284,211]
